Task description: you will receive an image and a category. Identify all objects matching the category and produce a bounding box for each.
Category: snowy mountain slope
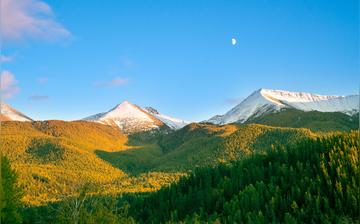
[207,88,359,125]
[83,101,165,133]
[206,115,223,125]
[0,103,33,121]
[83,101,188,133]
[144,107,190,129]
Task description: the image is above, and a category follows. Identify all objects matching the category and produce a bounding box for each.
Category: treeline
[4,131,359,223]
[124,131,359,223]
[1,156,23,223]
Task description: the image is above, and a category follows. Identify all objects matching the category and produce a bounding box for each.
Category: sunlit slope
[1,120,131,169]
[95,123,239,174]
[30,120,130,151]
[152,123,316,171]
[0,102,33,121]
[246,108,359,132]
[0,119,337,206]
[0,121,180,205]
[126,131,359,223]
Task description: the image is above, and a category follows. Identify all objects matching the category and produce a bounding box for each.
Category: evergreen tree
[0,155,23,224]
[55,185,135,224]
[122,131,359,223]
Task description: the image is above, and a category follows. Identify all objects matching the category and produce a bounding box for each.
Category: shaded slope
[124,131,359,223]
[0,121,180,205]
[95,144,163,175]
[93,123,315,174]
[151,123,315,172]
[21,131,359,223]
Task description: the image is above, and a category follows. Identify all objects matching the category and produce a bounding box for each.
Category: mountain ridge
[1,88,357,128]
[83,101,189,133]
[0,103,33,122]
[207,88,359,124]
[144,107,190,129]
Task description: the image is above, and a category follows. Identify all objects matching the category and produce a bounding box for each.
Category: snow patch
[84,101,189,132]
[207,88,359,124]
[144,107,190,129]
[0,103,32,121]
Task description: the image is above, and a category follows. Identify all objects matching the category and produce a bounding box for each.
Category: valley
[0,120,182,205]
[1,112,357,205]
[1,88,359,223]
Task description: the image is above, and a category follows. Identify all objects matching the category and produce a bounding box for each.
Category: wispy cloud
[37,77,48,84]
[1,0,71,41]
[0,55,12,63]
[0,71,20,99]
[94,77,129,88]
[28,95,49,101]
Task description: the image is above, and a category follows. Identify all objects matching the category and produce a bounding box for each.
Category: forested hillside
[1,120,320,206]
[153,123,315,171]
[124,131,359,223]
[246,108,359,132]
[0,121,182,205]
[20,131,359,223]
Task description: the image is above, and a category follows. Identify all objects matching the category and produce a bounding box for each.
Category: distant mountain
[144,107,189,129]
[207,88,359,124]
[84,101,189,133]
[0,103,32,121]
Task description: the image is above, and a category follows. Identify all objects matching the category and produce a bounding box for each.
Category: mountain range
[207,88,358,124]
[1,88,359,133]
[1,87,359,207]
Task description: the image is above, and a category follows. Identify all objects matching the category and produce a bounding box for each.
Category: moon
[231,38,237,45]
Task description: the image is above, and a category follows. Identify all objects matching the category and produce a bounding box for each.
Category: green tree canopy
[1,155,23,224]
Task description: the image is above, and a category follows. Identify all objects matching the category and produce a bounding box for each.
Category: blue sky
[1,0,359,121]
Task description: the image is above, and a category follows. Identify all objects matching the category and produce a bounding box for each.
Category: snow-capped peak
[144,107,190,129]
[144,107,160,115]
[83,101,189,132]
[207,88,359,125]
[103,101,155,122]
[84,100,164,133]
[0,103,32,122]
[259,88,340,104]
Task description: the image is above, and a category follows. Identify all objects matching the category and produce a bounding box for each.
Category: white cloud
[1,0,71,41]
[0,70,20,99]
[94,77,129,88]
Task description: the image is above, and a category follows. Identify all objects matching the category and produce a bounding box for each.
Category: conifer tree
[0,156,23,224]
